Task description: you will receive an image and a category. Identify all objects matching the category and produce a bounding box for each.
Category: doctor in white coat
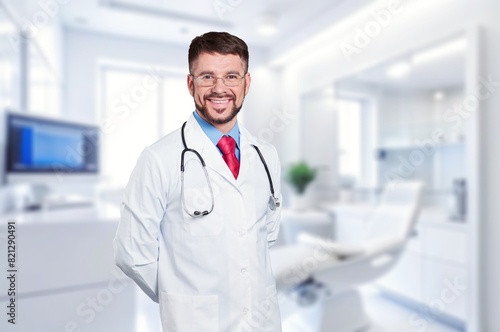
[114,31,283,331]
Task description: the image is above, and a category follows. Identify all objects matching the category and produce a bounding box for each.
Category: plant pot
[290,192,311,211]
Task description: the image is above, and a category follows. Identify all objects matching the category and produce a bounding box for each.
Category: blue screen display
[6,114,99,173]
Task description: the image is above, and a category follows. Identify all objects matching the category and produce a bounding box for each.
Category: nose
[212,77,227,93]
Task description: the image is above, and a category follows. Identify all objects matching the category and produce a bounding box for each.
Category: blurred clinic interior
[0,0,499,331]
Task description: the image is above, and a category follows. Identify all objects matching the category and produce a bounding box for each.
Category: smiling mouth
[208,98,232,104]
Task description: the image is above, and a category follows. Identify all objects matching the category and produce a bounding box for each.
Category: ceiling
[60,0,366,52]
[339,37,466,92]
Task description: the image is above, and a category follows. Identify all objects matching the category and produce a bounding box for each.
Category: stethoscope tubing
[180,121,279,217]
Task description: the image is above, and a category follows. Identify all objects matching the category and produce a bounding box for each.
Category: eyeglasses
[191,73,246,87]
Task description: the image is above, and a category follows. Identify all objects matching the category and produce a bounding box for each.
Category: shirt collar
[193,111,240,148]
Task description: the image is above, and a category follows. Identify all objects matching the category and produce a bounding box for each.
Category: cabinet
[377,210,468,323]
[0,205,138,332]
[375,88,467,197]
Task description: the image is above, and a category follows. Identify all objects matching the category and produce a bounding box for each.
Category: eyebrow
[195,70,244,76]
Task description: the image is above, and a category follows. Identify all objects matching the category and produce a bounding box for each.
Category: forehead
[191,52,245,74]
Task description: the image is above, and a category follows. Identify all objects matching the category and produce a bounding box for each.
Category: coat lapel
[236,126,260,185]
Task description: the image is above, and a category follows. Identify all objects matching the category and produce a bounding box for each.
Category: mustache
[204,93,235,100]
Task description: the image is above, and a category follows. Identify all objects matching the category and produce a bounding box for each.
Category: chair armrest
[297,233,366,259]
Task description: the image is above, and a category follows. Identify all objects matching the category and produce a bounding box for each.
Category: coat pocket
[160,292,219,332]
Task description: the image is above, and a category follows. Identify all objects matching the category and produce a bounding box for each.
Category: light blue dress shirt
[193,111,240,160]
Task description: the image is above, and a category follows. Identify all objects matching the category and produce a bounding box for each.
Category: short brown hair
[188,31,249,74]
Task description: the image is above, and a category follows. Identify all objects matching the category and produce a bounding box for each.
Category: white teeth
[211,99,229,104]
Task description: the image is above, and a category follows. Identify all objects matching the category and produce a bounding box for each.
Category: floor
[134,285,462,332]
[280,286,461,332]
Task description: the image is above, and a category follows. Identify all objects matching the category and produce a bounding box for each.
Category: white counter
[0,203,137,332]
[1,202,120,225]
[323,202,467,228]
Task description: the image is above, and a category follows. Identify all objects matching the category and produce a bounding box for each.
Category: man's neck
[196,111,237,134]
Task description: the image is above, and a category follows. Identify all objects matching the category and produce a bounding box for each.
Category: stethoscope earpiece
[193,210,209,216]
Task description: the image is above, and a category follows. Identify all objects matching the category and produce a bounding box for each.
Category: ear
[187,74,194,96]
[244,72,251,96]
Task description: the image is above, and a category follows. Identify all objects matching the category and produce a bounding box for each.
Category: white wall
[476,0,500,330]
[274,66,302,165]
[301,89,337,189]
[64,29,186,123]
[240,66,281,143]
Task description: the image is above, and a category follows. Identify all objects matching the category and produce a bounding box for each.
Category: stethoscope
[180,121,280,218]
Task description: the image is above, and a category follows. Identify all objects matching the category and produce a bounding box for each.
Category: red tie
[217,136,240,179]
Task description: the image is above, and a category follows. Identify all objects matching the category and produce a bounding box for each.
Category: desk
[279,209,333,245]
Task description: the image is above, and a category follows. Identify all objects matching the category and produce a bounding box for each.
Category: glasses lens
[195,75,243,87]
[199,75,214,87]
[224,75,241,86]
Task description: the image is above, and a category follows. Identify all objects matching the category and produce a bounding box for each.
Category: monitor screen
[6,113,99,173]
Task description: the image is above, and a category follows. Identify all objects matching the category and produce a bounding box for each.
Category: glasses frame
[190,73,247,87]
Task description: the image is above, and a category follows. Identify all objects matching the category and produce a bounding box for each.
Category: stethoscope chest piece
[268,195,280,211]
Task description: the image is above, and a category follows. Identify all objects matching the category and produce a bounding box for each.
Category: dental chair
[270,181,424,332]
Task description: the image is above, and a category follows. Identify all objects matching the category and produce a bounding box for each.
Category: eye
[226,74,239,80]
[200,74,214,80]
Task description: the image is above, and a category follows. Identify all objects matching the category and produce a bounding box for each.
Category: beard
[193,89,245,125]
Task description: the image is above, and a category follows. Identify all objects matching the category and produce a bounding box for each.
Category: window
[100,65,193,186]
[161,77,194,134]
[0,8,20,110]
[28,45,60,116]
[337,99,362,186]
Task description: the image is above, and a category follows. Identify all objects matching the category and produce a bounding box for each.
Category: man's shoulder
[148,127,182,153]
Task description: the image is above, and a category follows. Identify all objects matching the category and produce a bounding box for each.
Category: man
[114,31,283,331]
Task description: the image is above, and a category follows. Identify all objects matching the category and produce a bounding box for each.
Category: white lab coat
[114,114,283,332]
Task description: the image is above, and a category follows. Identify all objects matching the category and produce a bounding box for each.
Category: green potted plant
[286,161,317,210]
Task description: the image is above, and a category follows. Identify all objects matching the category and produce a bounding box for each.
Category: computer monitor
[5,113,99,174]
